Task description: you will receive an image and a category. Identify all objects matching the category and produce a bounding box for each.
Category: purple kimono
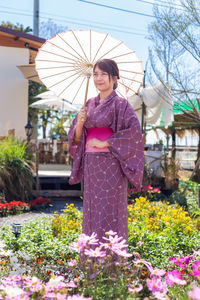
[68,91,144,243]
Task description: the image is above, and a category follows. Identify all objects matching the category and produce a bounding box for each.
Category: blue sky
[0,0,155,66]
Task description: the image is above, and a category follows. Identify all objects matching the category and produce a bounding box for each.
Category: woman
[68,59,144,243]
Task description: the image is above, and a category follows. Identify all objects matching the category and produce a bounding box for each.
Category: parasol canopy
[35,29,144,105]
[30,95,79,111]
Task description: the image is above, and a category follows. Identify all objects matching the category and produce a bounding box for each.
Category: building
[0,26,45,139]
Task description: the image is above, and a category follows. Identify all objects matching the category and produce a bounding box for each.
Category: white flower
[10,256,19,265]
[48,275,64,287]
[4,286,24,298]
[9,267,26,276]
[17,251,30,260]
[0,241,6,249]
[31,276,40,283]
[0,249,13,256]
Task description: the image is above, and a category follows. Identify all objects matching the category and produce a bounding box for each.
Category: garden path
[0,198,83,227]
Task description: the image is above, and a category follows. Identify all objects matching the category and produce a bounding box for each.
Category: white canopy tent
[128,83,174,129]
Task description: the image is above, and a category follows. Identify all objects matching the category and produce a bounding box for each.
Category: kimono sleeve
[68,114,86,185]
[107,101,144,190]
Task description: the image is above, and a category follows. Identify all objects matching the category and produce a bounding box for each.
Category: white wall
[0,46,29,139]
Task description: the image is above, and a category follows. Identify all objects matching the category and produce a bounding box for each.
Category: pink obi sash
[85,127,114,152]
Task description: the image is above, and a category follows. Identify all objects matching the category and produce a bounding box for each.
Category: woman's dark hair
[93,59,120,90]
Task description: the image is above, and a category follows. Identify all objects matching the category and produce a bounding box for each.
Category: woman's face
[93,66,115,93]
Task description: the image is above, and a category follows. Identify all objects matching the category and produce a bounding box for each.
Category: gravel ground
[0,198,83,228]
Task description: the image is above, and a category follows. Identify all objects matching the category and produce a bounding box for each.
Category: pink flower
[69,241,82,252]
[84,247,106,258]
[137,241,144,246]
[166,270,187,286]
[170,256,191,268]
[190,260,200,277]
[70,233,99,252]
[193,249,200,256]
[150,268,166,277]
[114,249,132,258]
[23,276,43,292]
[147,277,167,297]
[128,283,143,293]
[66,281,77,288]
[134,259,153,272]
[152,188,161,193]
[44,292,67,299]
[67,259,77,267]
[0,275,22,286]
[67,295,92,300]
[102,234,128,251]
[143,185,153,190]
[105,230,117,236]
[187,284,200,300]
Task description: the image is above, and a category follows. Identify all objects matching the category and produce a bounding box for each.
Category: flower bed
[128,196,200,266]
[0,200,200,299]
[29,197,52,210]
[1,231,200,299]
[0,200,30,217]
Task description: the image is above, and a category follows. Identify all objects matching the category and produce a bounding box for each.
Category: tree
[29,19,68,138]
[147,3,200,102]
[39,19,67,39]
[1,21,32,33]
[147,0,200,181]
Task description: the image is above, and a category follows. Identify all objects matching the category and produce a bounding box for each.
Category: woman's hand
[74,107,87,144]
[77,107,87,125]
[86,138,109,148]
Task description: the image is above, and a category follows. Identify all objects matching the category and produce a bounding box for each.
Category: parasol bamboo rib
[71,77,87,103]
[57,33,87,62]
[134,107,142,112]
[117,61,142,64]
[36,59,79,64]
[120,75,144,84]
[72,30,90,62]
[39,49,78,63]
[40,68,80,81]
[108,51,135,60]
[57,74,85,98]
[120,69,144,75]
[48,70,83,90]
[117,89,125,98]
[91,34,108,63]
[118,81,137,94]
[36,65,77,70]
[47,40,82,61]
[97,41,124,62]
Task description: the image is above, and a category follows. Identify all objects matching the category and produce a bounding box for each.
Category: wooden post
[198,184,200,208]
[35,140,40,191]
[171,127,176,160]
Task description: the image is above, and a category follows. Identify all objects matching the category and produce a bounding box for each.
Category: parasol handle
[84,75,91,107]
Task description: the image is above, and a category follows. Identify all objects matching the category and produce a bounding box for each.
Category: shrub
[52,203,82,237]
[128,197,200,267]
[0,138,34,202]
